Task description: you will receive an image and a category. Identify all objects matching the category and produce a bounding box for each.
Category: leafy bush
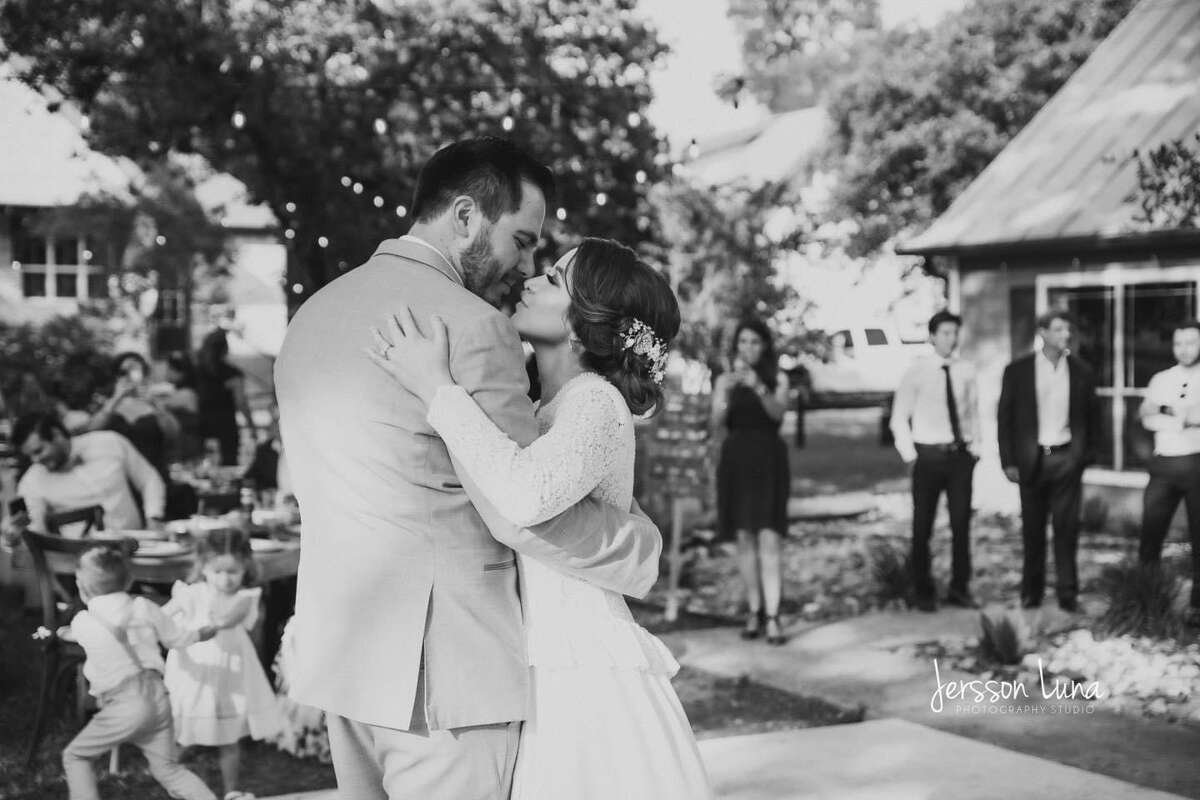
[0,313,114,417]
[978,609,1033,665]
[869,539,911,608]
[1098,561,1184,640]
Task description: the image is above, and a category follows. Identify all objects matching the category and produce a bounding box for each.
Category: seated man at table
[1,412,166,544]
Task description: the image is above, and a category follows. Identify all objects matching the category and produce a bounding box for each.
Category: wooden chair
[20,529,136,767]
[44,505,106,537]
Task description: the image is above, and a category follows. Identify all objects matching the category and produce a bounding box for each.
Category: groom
[275,138,663,800]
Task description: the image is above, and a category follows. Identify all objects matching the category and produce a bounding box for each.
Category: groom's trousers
[326,666,520,800]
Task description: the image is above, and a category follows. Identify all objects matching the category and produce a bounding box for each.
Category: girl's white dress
[427,371,714,800]
[163,581,282,746]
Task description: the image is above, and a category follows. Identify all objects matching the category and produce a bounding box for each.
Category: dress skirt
[511,665,713,800]
[717,427,791,538]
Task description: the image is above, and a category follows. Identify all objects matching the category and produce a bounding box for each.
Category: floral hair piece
[620,318,668,385]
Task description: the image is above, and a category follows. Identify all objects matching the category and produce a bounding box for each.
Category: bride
[368,237,713,799]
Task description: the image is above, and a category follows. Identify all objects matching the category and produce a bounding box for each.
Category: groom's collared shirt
[399,234,463,285]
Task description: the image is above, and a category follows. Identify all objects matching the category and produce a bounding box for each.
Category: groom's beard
[460,224,515,309]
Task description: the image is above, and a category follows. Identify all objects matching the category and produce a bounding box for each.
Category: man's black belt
[1039,443,1071,455]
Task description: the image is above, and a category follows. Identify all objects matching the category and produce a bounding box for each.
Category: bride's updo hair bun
[565,238,681,415]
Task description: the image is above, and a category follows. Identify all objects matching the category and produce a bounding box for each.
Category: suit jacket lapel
[371,237,464,286]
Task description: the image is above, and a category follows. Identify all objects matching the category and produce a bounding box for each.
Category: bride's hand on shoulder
[366,305,455,405]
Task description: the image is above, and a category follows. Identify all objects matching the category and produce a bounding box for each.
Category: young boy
[60,546,219,800]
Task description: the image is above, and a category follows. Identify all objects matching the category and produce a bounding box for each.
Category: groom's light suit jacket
[275,237,662,732]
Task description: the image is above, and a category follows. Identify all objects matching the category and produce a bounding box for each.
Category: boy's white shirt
[71,592,200,695]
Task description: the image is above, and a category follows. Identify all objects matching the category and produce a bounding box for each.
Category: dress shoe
[740,610,763,640]
[944,592,978,609]
[764,615,787,646]
[1058,598,1078,613]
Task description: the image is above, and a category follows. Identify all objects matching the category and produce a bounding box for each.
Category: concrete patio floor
[261,718,1189,800]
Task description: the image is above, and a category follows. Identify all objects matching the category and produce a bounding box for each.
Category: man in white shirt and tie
[891,311,979,612]
[1138,320,1200,629]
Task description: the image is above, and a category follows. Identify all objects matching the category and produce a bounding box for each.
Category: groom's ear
[449,195,478,238]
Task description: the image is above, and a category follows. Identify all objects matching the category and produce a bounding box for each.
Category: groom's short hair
[411,137,556,224]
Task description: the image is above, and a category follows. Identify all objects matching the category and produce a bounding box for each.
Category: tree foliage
[822,0,1137,256]
[0,0,669,311]
[1131,134,1200,230]
[720,0,880,112]
[655,179,808,364]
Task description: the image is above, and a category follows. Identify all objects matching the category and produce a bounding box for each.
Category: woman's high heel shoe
[764,615,786,646]
[740,610,763,640]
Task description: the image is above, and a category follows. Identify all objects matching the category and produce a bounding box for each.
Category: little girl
[164,531,282,800]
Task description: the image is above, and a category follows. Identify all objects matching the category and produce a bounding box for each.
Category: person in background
[157,351,203,463]
[196,330,258,467]
[86,352,180,481]
[1138,320,1200,629]
[60,546,219,800]
[998,310,1099,613]
[164,532,282,800]
[890,310,980,612]
[0,413,166,543]
[711,318,792,645]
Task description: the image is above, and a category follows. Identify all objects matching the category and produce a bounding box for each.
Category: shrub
[1080,495,1109,532]
[869,539,911,608]
[1097,561,1184,640]
[979,609,1032,665]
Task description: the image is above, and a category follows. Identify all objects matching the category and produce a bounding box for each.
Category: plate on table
[110,529,167,541]
[249,538,286,553]
[132,541,192,559]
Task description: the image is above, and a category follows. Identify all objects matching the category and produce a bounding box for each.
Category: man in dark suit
[997,310,1099,612]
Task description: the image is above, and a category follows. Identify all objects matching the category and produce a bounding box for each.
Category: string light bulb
[317,236,329,248]
[501,116,514,132]
[232,110,246,129]
[627,112,642,127]
[284,228,295,239]
[596,192,608,206]
[292,283,304,294]
[352,182,364,195]
[635,170,647,184]
[373,195,385,208]
[285,202,297,213]
[340,176,352,188]
[373,118,388,135]
[155,235,167,246]
[556,207,567,221]
[395,205,407,217]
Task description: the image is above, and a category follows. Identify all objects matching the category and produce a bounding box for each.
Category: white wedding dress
[427,371,714,800]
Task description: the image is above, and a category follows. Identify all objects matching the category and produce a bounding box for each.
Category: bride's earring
[568,334,583,353]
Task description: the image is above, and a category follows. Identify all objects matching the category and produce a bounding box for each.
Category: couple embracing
[275,138,714,799]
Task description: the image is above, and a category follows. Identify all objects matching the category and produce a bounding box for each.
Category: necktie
[942,364,964,445]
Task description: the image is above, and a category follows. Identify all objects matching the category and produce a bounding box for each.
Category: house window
[11,226,99,301]
[1041,271,1199,471]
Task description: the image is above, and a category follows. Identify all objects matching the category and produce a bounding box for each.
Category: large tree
[822,0,1137,257]
[719,0,881,112]
[1,0,669,311]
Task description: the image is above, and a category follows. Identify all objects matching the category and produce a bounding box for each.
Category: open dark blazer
[997,352,1100,482]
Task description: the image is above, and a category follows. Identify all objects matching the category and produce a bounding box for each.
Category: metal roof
[897,0,1200,256]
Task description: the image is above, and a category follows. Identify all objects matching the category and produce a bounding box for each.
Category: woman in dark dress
[712,319,791,645]
[196,329,258,466]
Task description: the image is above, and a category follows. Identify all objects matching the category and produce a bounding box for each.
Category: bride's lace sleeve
[427,380,627,527]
